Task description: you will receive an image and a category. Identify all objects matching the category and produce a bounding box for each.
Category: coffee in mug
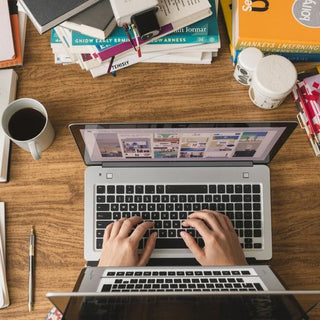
[8,108,47,141]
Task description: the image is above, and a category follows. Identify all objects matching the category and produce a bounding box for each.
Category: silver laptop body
[69,122,297,262]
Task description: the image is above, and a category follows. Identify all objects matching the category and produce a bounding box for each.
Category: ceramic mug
[1,98,55,160]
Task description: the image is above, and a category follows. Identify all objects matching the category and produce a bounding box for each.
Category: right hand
[180,210,247,266]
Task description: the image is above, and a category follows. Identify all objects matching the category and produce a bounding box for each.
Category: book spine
[236,40,320,54]
[233,49,320,64]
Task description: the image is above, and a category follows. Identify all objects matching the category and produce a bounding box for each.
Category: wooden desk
[1,12,319,319]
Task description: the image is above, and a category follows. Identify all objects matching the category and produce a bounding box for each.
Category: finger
[210,211,229,231]
[180,231,204,262]
[188,211,224,233]
[138,232,157,266]
[224,214,235,231]
[110,218,126,238]
[103,223,113,242]
[181,218,212,239]
[130,221,154,240]
[118,215,143,238]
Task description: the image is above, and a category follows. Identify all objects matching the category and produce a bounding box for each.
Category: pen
[28,226,35,312]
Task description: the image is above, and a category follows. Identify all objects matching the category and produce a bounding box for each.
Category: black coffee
[8,108,46,141]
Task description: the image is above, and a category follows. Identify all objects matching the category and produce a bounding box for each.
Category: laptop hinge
[101,161,255,168]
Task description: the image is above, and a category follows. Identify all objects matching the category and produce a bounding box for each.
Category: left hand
[98,216,157,267]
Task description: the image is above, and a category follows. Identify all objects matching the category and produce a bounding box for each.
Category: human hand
[98,216,157,267]
[180,210,247,266]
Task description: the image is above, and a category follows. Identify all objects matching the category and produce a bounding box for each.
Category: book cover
[0,69,18,183]
[60,0,116,40]
[0,0,15,61]
[0,1,23,68]
[233,0,320,54]
[18,0,101,34]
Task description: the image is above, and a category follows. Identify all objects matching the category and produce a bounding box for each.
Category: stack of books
[0,0,27,69]
[18,0,220,77]
[292,66,320,157]
[221,0,320,64]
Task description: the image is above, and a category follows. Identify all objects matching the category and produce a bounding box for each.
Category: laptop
[69,122,297,262]
[46,265,320,320]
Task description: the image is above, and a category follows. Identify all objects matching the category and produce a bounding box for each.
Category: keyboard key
[152,195,160,202]
[96,229,104,237]
[252,185,261,193]
[231,195,242,202]
[97,185,105,194]
[156,185,164,193]
[161,195,170,202]
[254,283,263,291]
[117,195,125,203]
[142,212,150,220]
[253,195,261,202]
[156,238,188,248]
[166,185,208,194]
[96,239,103,249]
[96,196,105,202]
[135,185,144,194]
[97,212,112,220]
[168,229,176,237]
[116,185,125,194]
[145,185,155,194]
[254,230,262,237]
[111,203,119,211]
[106,186,115,194]
[97,204,109,211]
[120,204,128,211]
[126,185,134,194]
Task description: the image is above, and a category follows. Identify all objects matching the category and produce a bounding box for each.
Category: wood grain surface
[0,9,319,319]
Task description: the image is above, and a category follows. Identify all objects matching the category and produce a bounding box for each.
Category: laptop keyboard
[100,268,266,293]
[95,183,263,251]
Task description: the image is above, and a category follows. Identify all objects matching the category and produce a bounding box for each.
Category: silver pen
[28,226,35,312]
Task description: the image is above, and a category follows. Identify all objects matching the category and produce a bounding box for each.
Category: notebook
[46,265,320,320]
[69,122,297,262]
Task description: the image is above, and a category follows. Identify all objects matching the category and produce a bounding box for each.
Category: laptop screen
[69,122,297,166]
[47,292,317,320]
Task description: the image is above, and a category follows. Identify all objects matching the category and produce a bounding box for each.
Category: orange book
[232,0,320,54]
[0,9,22,68]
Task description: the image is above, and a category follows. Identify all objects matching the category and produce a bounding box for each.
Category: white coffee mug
[1,98,55,160]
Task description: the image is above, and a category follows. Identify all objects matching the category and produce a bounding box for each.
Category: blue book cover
[70,0,219,48]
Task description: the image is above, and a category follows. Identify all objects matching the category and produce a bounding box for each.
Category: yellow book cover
[220,0,232,41]
[233,0,320,53]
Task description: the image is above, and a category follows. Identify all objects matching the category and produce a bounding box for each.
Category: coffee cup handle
[28,141,42,160]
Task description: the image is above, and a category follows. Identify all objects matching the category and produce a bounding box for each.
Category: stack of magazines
[50,0,220,77]
[292,66,320,157]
